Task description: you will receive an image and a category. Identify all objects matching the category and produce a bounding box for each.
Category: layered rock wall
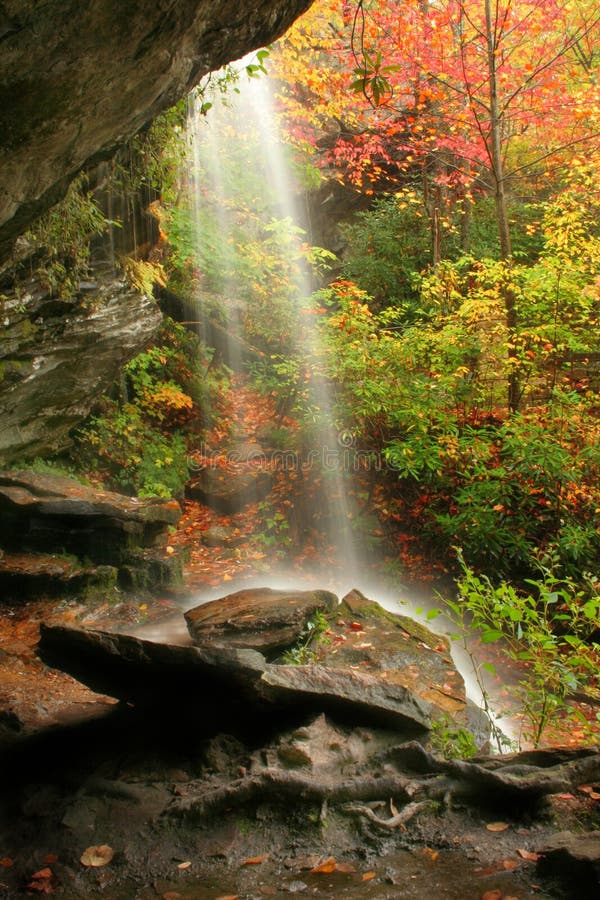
[0,0,314,259]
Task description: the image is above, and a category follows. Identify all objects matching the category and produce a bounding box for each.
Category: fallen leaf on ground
[554,793,575,800]
[42,855,58,865]
[362,871,376,881]
[25,868,56,895]
[0,858,13,867]
[215,895,238,900]
[481,891,502,900]
[348,622,364,631]
[80,845,114,867]
[486,822,509,832]
[177,860,192,870]
[517,848,540,861]
[311,857,337,874]
[502,858,519,870]
[241,854,269,866]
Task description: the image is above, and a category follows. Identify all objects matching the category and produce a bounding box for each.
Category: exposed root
[342,799,430,830]
[165,742,600,824]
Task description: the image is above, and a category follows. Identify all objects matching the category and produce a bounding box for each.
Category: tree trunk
[484,0,519,412]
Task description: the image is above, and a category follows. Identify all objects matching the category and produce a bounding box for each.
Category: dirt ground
[0,596,599,900]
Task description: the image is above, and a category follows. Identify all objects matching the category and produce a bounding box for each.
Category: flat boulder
[38,586,471,738]
[185,587,338,655]
[0,470,181,568]
[317,590,467,725]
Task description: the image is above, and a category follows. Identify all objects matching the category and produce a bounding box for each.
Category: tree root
[342,799,431,830]
[164,742,600,823]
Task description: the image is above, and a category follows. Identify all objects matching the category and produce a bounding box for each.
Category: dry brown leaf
[362,872,377,881]
[79,845,114,868]
[162,893,183,900]
[215,896,238,900]
[554,793,575,801]
[241,854,269,866]
[0,858,13,867]
[311,856,337,874]
[577,784,594,794]
[259,888,277,896]
[517,848,540,862]
[590,791,600,801]
[177,861,192,870]
[423,847,439,861]
[486,821,509,832]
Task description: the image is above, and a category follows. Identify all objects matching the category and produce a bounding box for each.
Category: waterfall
[186,61,364,587]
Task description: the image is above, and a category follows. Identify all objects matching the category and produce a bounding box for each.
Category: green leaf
[481,629,503,643]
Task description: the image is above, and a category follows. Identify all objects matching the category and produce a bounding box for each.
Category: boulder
[0,0,314,258]
[0,470,181,588]
[201,525,244,548]
[0,552,117,601]
[0,270,161,463]
[38,587,471,736]
[327,590,467,723]
[537,831,600,897]
[184,587,338,655]
[186,465,273,513]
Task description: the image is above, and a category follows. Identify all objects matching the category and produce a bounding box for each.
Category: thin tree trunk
[485,0,519,412]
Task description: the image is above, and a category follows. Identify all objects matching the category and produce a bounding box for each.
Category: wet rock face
[0,0,314,259]
[0,470,181,592]
[0,270,161,464]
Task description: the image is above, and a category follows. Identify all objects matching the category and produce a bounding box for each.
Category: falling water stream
[186,62,364,590]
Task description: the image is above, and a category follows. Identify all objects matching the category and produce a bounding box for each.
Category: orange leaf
[481,891,502,900]
[30,869,53,880]
[177,861,192,870]
[362,871,377,881]
[348,622,364,631]
[242,854,269,866]
[502,859,519,870]
[311,857,337,873]
[486,822,509,832]
[517,848,540,862]
[0,858,13,867]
